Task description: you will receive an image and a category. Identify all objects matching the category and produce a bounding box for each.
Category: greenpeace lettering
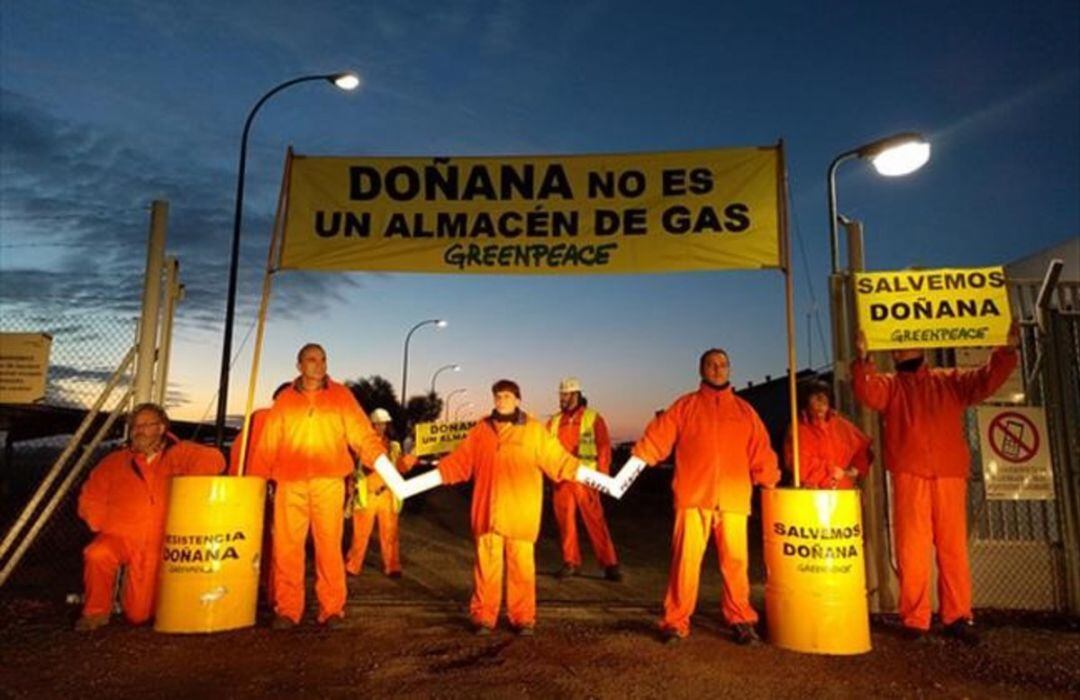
[279,148,782,274]
[854,266,1012,351]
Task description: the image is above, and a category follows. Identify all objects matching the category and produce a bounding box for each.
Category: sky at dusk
[1,1,1077,440]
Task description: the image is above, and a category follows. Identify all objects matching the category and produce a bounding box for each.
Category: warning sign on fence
[976,406,1054,500]
[0,333,52,404]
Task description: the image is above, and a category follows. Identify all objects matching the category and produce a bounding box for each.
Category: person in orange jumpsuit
[346,408,416,578]
[853,326,1019,645]
[619,349,780,645]
[546,377,621,581]
[399,379,614,636]
[75,403,224,631]
[250,343,390,629]
[784,379,872,489]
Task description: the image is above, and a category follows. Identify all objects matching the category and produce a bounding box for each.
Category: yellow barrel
[154,476,266,633]
[762,488,871,655]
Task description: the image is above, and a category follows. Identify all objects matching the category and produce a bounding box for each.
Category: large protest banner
[278,147,781,273]
[853,266,1012,350]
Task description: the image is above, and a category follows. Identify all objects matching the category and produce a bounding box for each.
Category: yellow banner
[854,266,1012,350]
[278,147,781,273]
[414,420,476,456]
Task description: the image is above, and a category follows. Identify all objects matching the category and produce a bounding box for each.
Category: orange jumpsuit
[633,382,779,637]
[438,413,579,629]
[250,377,385,624]
[853,347,1018,630]
[77,435,224,623]
[346,438,412,576]
[547,407,618,568]
[783,410,872,489]
[228,407,275,603]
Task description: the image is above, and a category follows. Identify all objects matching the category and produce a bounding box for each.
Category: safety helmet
[370,408,392,423]
[558,377,582,393]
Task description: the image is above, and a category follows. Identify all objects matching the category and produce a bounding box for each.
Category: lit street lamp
[430,363,461,394]
[215,71,360,447]
[443,388,467,421]
[401,319,446,405]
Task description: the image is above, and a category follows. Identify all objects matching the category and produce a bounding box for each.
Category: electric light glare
[871,141,931,176]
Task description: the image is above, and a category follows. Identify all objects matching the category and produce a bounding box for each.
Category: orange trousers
[82,533,159,624]
[661,508,757,636]
[346,490,400,575]
[272,478,346,624]
[892,473,971,629]
[552,482,618,568]
[470,532,535,629]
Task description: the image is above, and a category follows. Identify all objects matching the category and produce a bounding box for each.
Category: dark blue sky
[2,1,1077,437]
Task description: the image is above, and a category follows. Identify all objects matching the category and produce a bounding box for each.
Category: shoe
[555,564,578,579]
[604,565,623,582]
[74,614,109,632]
[473,624,493,637]
[271,615,298,630]
[387,570,402,579]
[321,615,345,630]
[732,623,761,646]
[900,625,929,642]
[944,619,980,647]
[513,624,535,637]
[661,628,686,645]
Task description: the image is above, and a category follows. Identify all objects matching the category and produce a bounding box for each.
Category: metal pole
[154,257,181,406]
[215,74,347,448]
[430,364,459,395]
[443,388,467,421]
[135,201,168,404]
[401,319,440,405]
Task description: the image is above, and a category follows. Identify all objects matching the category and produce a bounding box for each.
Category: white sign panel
[0,333,52,404]
[977,406,1054,500]
[956,347,1024,404]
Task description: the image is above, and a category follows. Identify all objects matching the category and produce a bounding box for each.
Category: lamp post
[453,402,475,421]
[401,319,446,405]
[430,363,461,394]
[443,388,467,421]
[214,71,360,448]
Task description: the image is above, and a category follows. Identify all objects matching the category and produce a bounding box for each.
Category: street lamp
[401,319,446,405]
[430,363,461,394]
[453,402,475,421]
[214,71,360,447]
[443,388,467,420]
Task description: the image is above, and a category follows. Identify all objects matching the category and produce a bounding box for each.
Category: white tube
[613,456,647,498]
[575,466,618,496]
[401,468,443,499]
[371,453,408,499]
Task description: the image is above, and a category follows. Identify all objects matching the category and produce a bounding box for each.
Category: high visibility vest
[549,408,598,467]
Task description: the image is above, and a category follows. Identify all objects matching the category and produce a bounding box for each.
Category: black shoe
[473,624,493,637]
[513,624,535,637]
[271,615,298,630]
[661,628,685,645]
[900,625,928,641]
[944,619,980,647]
[603,565,623,582]
[732,623,761,646]
[321,615,345,630]
[387,570,402,579]
[555,564,578,579]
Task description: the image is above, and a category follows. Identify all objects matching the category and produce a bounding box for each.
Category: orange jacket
[77,435,224,543]
[852,347,1018,478]
[546,406,612,474]
[784,410,872,488]
[228,407,270,477]
[633,383,779,514]
[438,412,579,542]
[250,377,385,482]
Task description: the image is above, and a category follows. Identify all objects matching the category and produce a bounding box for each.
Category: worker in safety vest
[75,403,224,631]
[346,408,417,578]
[546,377,621,581]
[250,343,399,629]
[853,324,1019,646]
[392,379,618,636]
[783,379,872,489]
[613,349,779,645]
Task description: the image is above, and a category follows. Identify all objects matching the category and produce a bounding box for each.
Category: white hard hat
[370,408,392,423]
[559,377,582,393]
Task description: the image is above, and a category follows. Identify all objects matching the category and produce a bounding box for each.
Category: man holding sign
[388,379,617,636]
[852,322,1019,645]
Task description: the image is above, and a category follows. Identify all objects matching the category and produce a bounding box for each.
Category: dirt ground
[2,478,1079,699]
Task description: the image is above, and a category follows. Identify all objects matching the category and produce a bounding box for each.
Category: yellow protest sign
[278,147,781,273]
[414,420,476,456]
[854,266,1012,350]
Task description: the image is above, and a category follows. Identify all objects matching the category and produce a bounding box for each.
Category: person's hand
[855,330,869,360]
[830,466,846,481]
[1006,319,1020,350]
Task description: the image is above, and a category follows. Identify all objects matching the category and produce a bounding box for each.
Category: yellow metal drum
[154,476,266,633]
[762,488,871,654]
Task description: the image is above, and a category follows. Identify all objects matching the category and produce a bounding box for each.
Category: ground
[2,475,1078,698]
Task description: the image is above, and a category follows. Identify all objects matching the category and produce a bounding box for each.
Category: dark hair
[129,402,169,430]
[491,379,521,399]
[272,381,292,400]
[698,348,729,374]
[296,343,326,363]
[797,379,832,412]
